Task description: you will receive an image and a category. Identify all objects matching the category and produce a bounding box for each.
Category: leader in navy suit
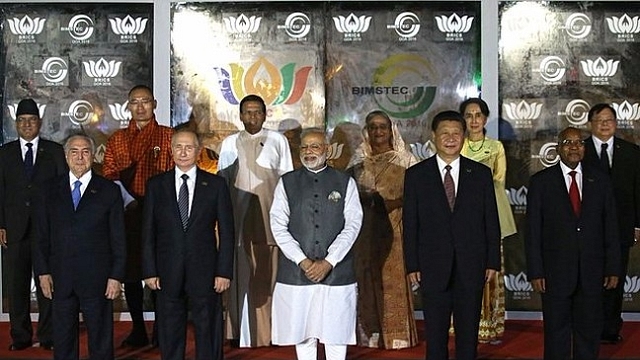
[403,111,500,360]
[582,103,640,344]
[526,127,621,360]
[0,98,67,351]
[34,134,126,360]
[142,129,235,360]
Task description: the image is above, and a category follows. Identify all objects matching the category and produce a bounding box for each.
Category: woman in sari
[460,98,517,345]
[348,110,419,349]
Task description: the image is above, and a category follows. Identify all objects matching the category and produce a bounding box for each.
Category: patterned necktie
[72,180,82,210]
[178,174,189,230]
[568,171,581,217]
[24,143,34,179]
[600,143,610,174]
[444,165,455,211]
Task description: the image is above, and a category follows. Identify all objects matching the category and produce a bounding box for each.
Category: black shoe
[40,342,54,351]
[601,334,623,344]
[150,332,158,348]
[8,342,32,351]
[121,333,149,348]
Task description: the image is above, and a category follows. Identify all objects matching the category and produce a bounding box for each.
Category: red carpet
[1,320,639,359]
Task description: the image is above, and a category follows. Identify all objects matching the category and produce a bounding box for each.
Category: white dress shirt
[175,166,197,216]
[592,136,614,168]
[436,155,460,193]
[19,136,40,164]
[559,161,583,199]
[69,170,93,198]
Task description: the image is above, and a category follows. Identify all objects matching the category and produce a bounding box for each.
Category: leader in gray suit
[403,111,500,360]
[142,129,235,360]
[34,134,126,360]
[0,99,67,351]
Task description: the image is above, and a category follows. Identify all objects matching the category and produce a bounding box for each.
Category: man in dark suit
[142,129,235,360]
[0,98,66,351]
[34,133,126,360]
[583,103,640,344]
[526,126,621,359]
[403,111,500,360]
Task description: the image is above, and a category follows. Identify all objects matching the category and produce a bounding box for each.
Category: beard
[301,153,327,171]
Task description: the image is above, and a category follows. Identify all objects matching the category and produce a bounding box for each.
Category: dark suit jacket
[525,162,621,296]
[403,155,500,292]
[33,173,126,298]
[584,136,640,247]
[0,139,66,242]
[141,168,235,297]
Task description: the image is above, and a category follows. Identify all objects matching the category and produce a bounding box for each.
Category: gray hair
[63,133,96,154]
[300,127,329,144]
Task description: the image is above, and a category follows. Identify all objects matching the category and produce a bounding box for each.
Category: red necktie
[568,170,581,216]
[444,165,455,211]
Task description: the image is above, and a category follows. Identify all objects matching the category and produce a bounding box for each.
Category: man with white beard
[269,128,363,360]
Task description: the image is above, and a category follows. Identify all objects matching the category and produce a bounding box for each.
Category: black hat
[16,99,39,118]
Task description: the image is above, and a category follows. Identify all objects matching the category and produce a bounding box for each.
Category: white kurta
[218,128,293,347]
[269,170,363,345]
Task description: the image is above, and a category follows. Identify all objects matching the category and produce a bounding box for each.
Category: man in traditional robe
[218,94,293,347]
[269,129,362,360]
[102,85,174,347]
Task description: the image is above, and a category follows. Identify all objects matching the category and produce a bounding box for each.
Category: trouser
[295,338,347,360]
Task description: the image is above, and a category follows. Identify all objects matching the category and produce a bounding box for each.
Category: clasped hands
[299,258,333,283]
[38,275,121,300]
[144,276,231,293]
[530,276,619,293]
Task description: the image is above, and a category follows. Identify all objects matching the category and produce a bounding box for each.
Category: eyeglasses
[559,139,585,147]
[128,98,154,106]
[300,143,324,152]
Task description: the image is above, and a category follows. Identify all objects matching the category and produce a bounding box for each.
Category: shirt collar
[19,136,40,147]
[559,161,582,176]
[69,170,92,185]
[436,155,460,172]
[175,165,197,180]
[592,136,613,148]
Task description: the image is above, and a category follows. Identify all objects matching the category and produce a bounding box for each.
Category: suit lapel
[580,166,597,215]
[56,174,75,213]
[75,174,101,212]
[454,157,474,212]
[552,164,578,219]
[426,157,454,214]
[8,142,28,182]
[189,169,210,227]
[161,170,183,227]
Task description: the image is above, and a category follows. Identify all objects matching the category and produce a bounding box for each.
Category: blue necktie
[72,180,82,210]
[178,174,189,230]
[24,143,34,179]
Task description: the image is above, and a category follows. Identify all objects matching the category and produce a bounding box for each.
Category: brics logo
[7,102,46,120]
[213,57,312,106]
[223,14,261,40]
[435,13,474,41]
[109,15,148,43]
[7,15,46,43]
[333,13,372,41]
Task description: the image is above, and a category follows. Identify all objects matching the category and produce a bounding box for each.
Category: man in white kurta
[270,129,363,360]
[218,95,293,348]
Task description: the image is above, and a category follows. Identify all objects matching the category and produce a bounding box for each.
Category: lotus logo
[503,100,543,121]
[538,56,566,83]
[564,13,591,39]
[537,142,560,168]
[223,14,261,34]
[606,14,640,34]
[34,57,68,84]
[435,13,474,34]
[612,101,640,121]
[7,15,46,35]
[94,143,106,164]
[563,99,591,126]
[278,12,311,39]
[625,275,640,294]
[580,57,620,77]
[333,13,372,34]
[506,186,527,206]
[387,12,420,39]
[108,102,131,121]
[109,15,148,35]
[63,14,94,41]
[83,58,122,79]
[410,141,434,160]
[327,142,344,160]
[504,272,533,292]
[7,103,46,120]
[213,57,312,106]
[64,100,94,125]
